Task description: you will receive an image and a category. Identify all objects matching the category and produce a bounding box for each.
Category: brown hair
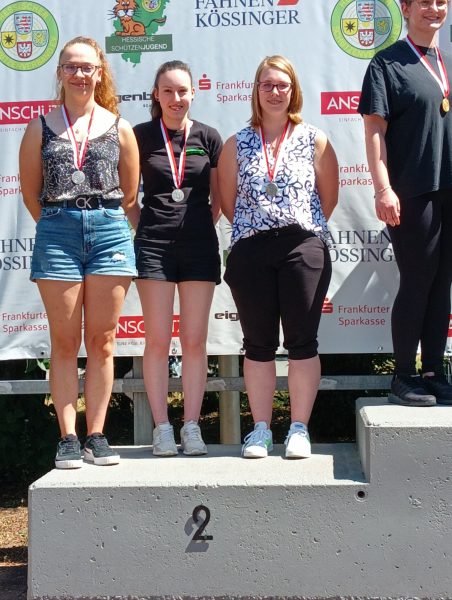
[56,36,119,116]
[249,55,303,129]
[150,60,193,120]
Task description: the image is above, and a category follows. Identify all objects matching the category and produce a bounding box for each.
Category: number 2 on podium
[192,505,213,541]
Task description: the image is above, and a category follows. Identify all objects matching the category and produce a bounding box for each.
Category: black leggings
[224,225,331,362]
[389,189,452,375]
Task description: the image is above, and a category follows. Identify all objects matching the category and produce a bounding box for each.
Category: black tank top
[39,114,124,204]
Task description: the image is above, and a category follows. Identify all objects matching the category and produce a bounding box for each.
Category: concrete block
[28,400,452,600]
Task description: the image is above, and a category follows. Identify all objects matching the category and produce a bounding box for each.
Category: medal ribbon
[61,104,95,171]
[259,120,290,184]
[160,119,193,190]
[406,36,450,100]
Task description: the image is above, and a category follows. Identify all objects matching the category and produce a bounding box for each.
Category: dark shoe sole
[388,393,436,407]
[436,398,452,405]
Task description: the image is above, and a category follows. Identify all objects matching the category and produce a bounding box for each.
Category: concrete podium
[28,399,452,600]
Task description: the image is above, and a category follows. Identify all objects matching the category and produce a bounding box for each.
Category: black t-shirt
[134,118,222,240]
[359,40,452,199]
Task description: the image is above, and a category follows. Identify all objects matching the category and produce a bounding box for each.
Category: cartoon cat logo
[111,0,166,37]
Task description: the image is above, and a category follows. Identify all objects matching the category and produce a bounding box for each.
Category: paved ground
[0,565,27,599]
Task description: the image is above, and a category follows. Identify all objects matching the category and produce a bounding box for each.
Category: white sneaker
[152,423,178,456]
[242,422,273,458]
[285,422,311,459]
[180,421,207,455]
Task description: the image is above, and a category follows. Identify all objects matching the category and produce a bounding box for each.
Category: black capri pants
[224,225,331,362]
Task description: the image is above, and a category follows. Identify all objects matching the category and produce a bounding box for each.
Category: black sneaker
[84,433,120,466]
[55,435,82,469]
[388,374,436,407]
[422,374,452,405]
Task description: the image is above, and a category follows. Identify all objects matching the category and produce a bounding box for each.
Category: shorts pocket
[40,207,61,219]
[102,207,126,220]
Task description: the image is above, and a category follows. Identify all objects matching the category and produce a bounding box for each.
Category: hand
[375,188,400,227]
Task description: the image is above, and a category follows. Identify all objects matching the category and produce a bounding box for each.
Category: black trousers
[389,189,452,375]
[224,225,331,362]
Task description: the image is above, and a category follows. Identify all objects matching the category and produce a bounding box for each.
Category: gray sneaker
[180,421,207,455]
[55,434,82,469]
[84,433,120,466]
[152,423,178,456]
[242,422,273,458]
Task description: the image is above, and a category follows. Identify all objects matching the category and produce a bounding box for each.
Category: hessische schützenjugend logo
[105,0,172,64]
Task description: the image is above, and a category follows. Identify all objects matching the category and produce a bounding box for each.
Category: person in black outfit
[359,0,452,406]
[129,60,222,455]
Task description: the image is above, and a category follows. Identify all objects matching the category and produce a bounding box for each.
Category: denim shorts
[31,206,137,281]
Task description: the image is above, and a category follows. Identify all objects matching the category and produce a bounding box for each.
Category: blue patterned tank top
[230,122,330,247]
[39,115,124,204]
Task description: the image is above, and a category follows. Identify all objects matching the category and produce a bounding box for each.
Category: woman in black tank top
[19,36,139,469]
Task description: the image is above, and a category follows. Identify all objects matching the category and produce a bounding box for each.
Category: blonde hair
[56,36,119,116]
[249,55,303,128]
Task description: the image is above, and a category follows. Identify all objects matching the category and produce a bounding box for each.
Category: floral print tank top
[230,122,330,247]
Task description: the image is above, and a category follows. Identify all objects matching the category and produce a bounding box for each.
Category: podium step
[28,399,452,600]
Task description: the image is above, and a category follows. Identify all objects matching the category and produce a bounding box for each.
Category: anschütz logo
[0,1,58,71]
[106,0,172,65]
[331,0,402,59]
[321,91,361,115]
[0,100,58,125]
[194,0,300,28]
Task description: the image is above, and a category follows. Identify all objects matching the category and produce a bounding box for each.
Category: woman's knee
[180,332,207,356]
[85,331,116,361]
[145,335,172,357]
[285,335,318,360]
[50,333,81,359]
[244,343,277,362]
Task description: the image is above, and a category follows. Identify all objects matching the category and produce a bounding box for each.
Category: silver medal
[266,182,278,197]
[71,170,86,185]
[172,188,185,202]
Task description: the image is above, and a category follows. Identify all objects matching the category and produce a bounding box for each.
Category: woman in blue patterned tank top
[19,37,139,469]
[218,55,339,459]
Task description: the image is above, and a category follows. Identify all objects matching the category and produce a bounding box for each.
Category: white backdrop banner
[0,0,450,358]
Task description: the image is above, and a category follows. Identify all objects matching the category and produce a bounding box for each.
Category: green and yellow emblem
[331,0,402,60]
[0,1,58,71]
